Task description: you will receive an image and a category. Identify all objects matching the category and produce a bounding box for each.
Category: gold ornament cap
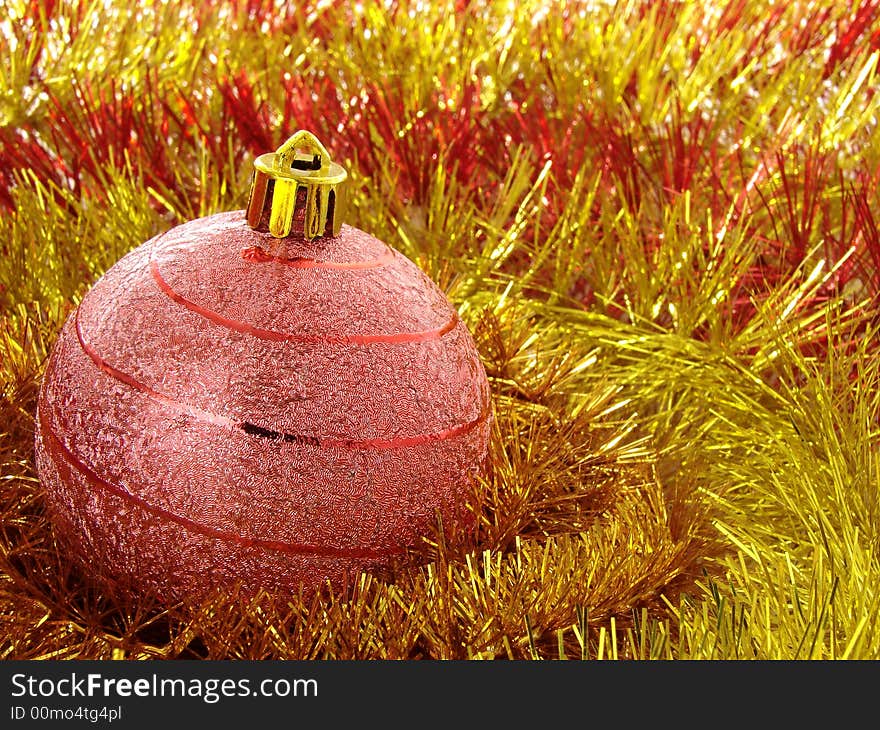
[246,130,347,240]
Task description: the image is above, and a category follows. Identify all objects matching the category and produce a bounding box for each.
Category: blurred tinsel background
[2,0,880,659]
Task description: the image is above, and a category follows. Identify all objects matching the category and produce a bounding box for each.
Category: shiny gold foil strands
[246,130,347,239]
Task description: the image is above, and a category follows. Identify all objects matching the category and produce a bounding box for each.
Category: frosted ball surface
[34,211,491,601]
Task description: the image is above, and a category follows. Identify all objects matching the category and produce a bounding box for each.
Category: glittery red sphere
[34,211,491,602]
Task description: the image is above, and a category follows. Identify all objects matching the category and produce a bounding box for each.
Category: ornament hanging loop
[246,130,347,240]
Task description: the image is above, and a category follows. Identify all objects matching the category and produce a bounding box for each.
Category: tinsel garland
[1,0,880,659]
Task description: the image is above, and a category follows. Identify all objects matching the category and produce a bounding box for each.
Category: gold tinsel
[1,0,880,659]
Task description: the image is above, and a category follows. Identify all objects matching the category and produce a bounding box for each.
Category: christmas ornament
[34,130,492,602]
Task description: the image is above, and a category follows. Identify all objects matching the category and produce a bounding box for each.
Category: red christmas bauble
[34,132,491,602]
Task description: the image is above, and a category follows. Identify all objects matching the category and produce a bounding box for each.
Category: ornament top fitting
[246,130,347,240]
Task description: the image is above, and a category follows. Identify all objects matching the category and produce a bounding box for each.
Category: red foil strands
[34,211,492,602]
